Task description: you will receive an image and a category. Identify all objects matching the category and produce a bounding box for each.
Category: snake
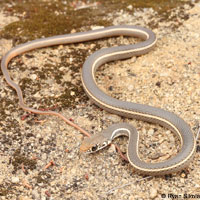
[1,25,196,175]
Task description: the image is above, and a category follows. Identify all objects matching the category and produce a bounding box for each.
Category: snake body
[1,25,196,175]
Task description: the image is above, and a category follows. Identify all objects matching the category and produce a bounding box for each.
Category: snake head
[80,134,111,153]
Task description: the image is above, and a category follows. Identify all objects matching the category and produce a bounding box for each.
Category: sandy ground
[0,2,200,200]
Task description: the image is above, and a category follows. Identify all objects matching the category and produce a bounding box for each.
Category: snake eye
[91,145,98,152]
[102,142,107,147]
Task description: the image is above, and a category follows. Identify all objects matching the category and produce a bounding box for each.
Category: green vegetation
[11,149,37,173]
[0,0,193,42]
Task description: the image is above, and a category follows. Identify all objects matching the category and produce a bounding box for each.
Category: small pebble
[148,129,154,135]
[108,144,116,153]
[128,84,134,91]
[30,74,37,80]
[149,188,158,199]
[32,190,40,199]
[107,114,121,122]
[70,91,75,96]
[127,5,133,10]
[41,153,47,160]
[69,57,73,62]
[11,176,20,184]
[18,196,32,200]
[33,92,41,98]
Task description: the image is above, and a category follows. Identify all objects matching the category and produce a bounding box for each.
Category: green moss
[19,78,41,96]
[11,149,37,173]
[0,98,15,116]
[0,184,13,197]
[0,96,22,149]
[37,80,86,109]
[35,171,51,184]
[42,63,65,84]
[0,187,9,196]
[0,0,111,43]
[95,0,193,13]
[0,0,194,43]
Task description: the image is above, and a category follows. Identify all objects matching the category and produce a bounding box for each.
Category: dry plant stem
[105,176,152,194]
[113,143,129,162]
[22,179,32,189]
[21,163,26,173]
[45,191,51,197]
[43,160,55,170]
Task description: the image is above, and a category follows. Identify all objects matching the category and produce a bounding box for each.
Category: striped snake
[1,25,196,175]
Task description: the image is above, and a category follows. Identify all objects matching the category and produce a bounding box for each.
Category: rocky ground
[0,1,200,200]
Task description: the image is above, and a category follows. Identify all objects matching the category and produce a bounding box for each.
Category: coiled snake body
[1,25,196,175]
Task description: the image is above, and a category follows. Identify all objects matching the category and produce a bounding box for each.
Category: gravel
[0,2,200,200]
